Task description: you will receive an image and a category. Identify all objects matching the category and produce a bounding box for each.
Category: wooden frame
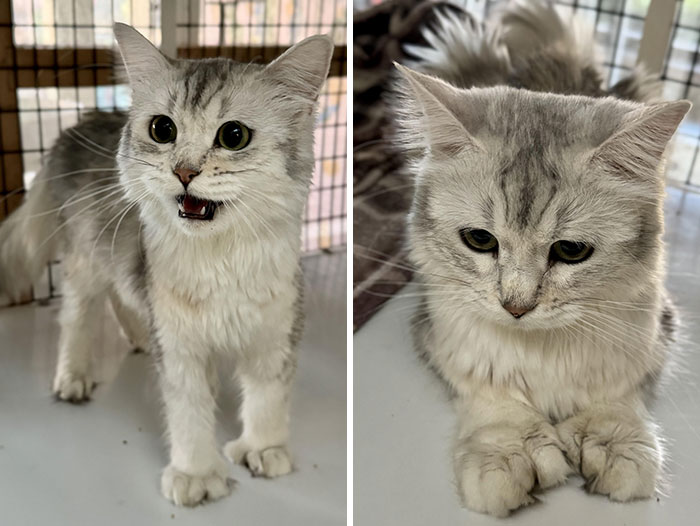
[0,1,23,219]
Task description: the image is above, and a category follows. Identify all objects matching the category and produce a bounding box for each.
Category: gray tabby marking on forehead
[498,142,561,229]
[178,60,230,111]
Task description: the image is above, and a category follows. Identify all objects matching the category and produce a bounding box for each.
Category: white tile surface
[354,188,700,525]
[0,252,346,526]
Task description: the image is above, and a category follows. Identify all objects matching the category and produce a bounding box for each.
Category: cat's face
[396,66,689,330]
[113,24,332,237]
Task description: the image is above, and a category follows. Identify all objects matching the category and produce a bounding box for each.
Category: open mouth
[176,194,219,221]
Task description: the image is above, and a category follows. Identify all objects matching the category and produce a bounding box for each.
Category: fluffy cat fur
[0,24,332,506]
[394,1,690,517]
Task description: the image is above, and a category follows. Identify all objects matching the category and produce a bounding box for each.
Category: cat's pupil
[471,230,492,244]
[222,123,242,145]
[560,241,585,255]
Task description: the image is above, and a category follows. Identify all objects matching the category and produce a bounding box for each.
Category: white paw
[456,442,536,517]
[224,439,293,478]
[161,464,233,507]
[559,415,660,501]
[53,370,93,403]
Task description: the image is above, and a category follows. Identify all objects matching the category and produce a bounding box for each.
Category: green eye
[551,240,593,263]
[216,121,251,151]
[149,115,177,143]
[460,229,498,253]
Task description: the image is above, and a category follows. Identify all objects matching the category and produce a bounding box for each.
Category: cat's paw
[161,464,233,507]
[52,370,94,403]
[455,423,572,517]
[559,415,660,501]
[224,439,293,478]
[456,440,536,517]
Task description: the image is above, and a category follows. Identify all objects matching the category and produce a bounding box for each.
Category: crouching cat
[394,1,690,517]
[0,23,332,506]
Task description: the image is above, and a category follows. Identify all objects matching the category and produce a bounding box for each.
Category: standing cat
[0,24,332,506]
[394,1,689,517]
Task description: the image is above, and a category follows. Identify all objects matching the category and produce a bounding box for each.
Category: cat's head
[395,65,690,330]
[113,23,332,237]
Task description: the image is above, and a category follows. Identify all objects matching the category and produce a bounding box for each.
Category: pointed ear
[591,100,691,179]
[265,35,333,103]
[394,63,481,157]
[113,23,171,85]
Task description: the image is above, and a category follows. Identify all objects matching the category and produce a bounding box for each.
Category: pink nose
[503,303,533,319]
[174,167,200,187]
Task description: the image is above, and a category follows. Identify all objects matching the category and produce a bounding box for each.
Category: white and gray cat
[395,1,690,517]
[0,24,332,506]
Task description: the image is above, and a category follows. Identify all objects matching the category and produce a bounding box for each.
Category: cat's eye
[460,229,498,253]
[149,115,177,143]
[216,121,251,151]
[551,240,593,264]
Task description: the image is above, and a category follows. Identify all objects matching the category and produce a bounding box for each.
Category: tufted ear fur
[264,34,334,103]
[393,63,483,158]
[591,100,691,180]
[114,23,172,87]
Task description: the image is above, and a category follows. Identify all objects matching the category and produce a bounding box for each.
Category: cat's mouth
[176,194,219,221]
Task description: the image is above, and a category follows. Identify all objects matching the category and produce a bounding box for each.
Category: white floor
[354,188,700,525]
[0,251,346,526]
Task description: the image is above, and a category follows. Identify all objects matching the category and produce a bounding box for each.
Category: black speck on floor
[122,440,128,445]
[171,514,175,519]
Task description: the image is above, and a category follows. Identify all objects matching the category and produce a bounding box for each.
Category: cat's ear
[113,23,172,85]
[591,100,691,179]
[393,63,481,157]
[265,35,333,103]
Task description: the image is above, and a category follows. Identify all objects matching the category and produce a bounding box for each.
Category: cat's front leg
[557,401,662,501]
[158,349,231,507]
[224,336,296,479]
[454,392,572,517]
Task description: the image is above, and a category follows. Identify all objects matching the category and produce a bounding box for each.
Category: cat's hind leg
[109,287,151,354]
[52,254,108,403]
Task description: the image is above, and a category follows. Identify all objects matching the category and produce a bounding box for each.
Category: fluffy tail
[403,8,511,88]
[0,171,60,303]
[406,0,660,100]
[496,0,598,71]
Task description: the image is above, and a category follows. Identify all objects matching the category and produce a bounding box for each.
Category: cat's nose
[173,166,200,188]
[502,302,534,318]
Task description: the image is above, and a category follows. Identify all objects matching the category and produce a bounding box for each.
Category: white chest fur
[427,302,663,421]
[144,222,299,356]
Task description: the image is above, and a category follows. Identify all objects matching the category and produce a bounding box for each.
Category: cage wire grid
[0,0,347,300]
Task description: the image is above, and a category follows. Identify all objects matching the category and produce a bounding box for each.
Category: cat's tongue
[177,194,216,220]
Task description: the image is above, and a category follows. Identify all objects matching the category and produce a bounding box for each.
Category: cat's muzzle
[176,194,219,221]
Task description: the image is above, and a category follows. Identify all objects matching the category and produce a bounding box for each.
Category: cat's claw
[224,439,293,478]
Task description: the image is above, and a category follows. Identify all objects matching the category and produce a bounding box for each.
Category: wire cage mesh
[0,0,347,301]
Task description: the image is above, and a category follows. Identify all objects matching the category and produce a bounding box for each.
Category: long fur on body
[0,24,332,507]
[394,0,689,517]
